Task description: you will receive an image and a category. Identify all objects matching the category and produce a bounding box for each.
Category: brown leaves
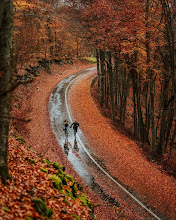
[0,134,95,220]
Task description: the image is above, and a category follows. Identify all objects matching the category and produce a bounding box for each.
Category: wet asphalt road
[49,67,166,220]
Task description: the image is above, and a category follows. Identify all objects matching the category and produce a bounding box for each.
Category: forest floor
[68,72,176,220]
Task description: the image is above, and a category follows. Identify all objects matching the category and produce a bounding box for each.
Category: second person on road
[70,120,79,137]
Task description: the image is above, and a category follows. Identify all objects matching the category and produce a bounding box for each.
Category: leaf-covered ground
[0,134,95,220]
[68,72,176,219]
[0,60,99,220]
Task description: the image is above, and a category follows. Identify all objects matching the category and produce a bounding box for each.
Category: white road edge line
[65,70,161,220]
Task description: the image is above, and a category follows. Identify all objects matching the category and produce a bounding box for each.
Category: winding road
[49,67,168,220]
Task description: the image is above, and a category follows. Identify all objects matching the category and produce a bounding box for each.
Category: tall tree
[0,0,13,184]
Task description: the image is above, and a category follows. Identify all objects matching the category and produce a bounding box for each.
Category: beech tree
[0,0,13,184]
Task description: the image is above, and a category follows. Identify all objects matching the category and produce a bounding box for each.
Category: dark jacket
[70,121,79,131]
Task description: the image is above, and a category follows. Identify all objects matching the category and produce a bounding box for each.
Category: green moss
[62,176,68,185]
[28,145,32,148]
[78,194,94,211]
[53,162,62,170]
[66,189,75,200]
[76,182,83,192]
[3,207,9,212]
[71,182,78,198]
[79,195,87,206]
[32,198,54,219]
[46,208,54,219]
[50,175,57,181]
[30,159,36,165]
[58,174,67,185]
[40,167,48,173]
[66,174,74,182]
[66,183,78,200]
[16,136,25,144]
[46,160,52,165]
[71,214,81,220]
[53,177,63,191]
[42,159,47,163]
[57,169,64,175]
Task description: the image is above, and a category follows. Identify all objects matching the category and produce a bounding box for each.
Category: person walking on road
[64,119,69,137]
[70,120,79,137]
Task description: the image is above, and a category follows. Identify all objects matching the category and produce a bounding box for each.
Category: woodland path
[49,67,160,220]
[21,64,176,219]
[68,70,176,220]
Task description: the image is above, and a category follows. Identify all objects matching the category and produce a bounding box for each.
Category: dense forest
[64,0,176,165]
[0,0,176,187]
[0,0,175,219]
[12,0,176,165]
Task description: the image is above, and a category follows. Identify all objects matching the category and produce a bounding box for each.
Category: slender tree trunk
[0,0,13,184]
[136,72,145,142]
[107,51,115,121]
[157,77,169,154]
[164,105,174,153]
[131,68,138,138]
[96,49,100,87]
[105,64,109,109]
[150,71,156,157]
[114,54,119,115]
[143,81,150,144]
[99,49,105,106]
[122,67,130,124]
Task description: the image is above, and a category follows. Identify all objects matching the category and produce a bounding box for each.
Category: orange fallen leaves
[0,134,95,220]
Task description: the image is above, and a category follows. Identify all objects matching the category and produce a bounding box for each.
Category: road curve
[49,67,167,220]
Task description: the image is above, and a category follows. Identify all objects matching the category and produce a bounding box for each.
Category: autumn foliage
[65,0,176,165]
[13,0,91,68]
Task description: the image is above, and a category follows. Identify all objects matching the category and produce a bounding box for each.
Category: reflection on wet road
[49,67,164,220]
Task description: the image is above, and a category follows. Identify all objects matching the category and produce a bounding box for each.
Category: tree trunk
[107,51,115,121]
[131,68,138,138]
[0,0,13,184]
[105,64,109,109]
[96,49,100,87]
[136,72,145,142]
[157,80,169,154]
[150,71,156,157]
[114,54,119,115]
[99,49,105,106]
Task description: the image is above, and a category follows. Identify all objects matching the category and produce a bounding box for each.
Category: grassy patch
[84,57,97,63]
